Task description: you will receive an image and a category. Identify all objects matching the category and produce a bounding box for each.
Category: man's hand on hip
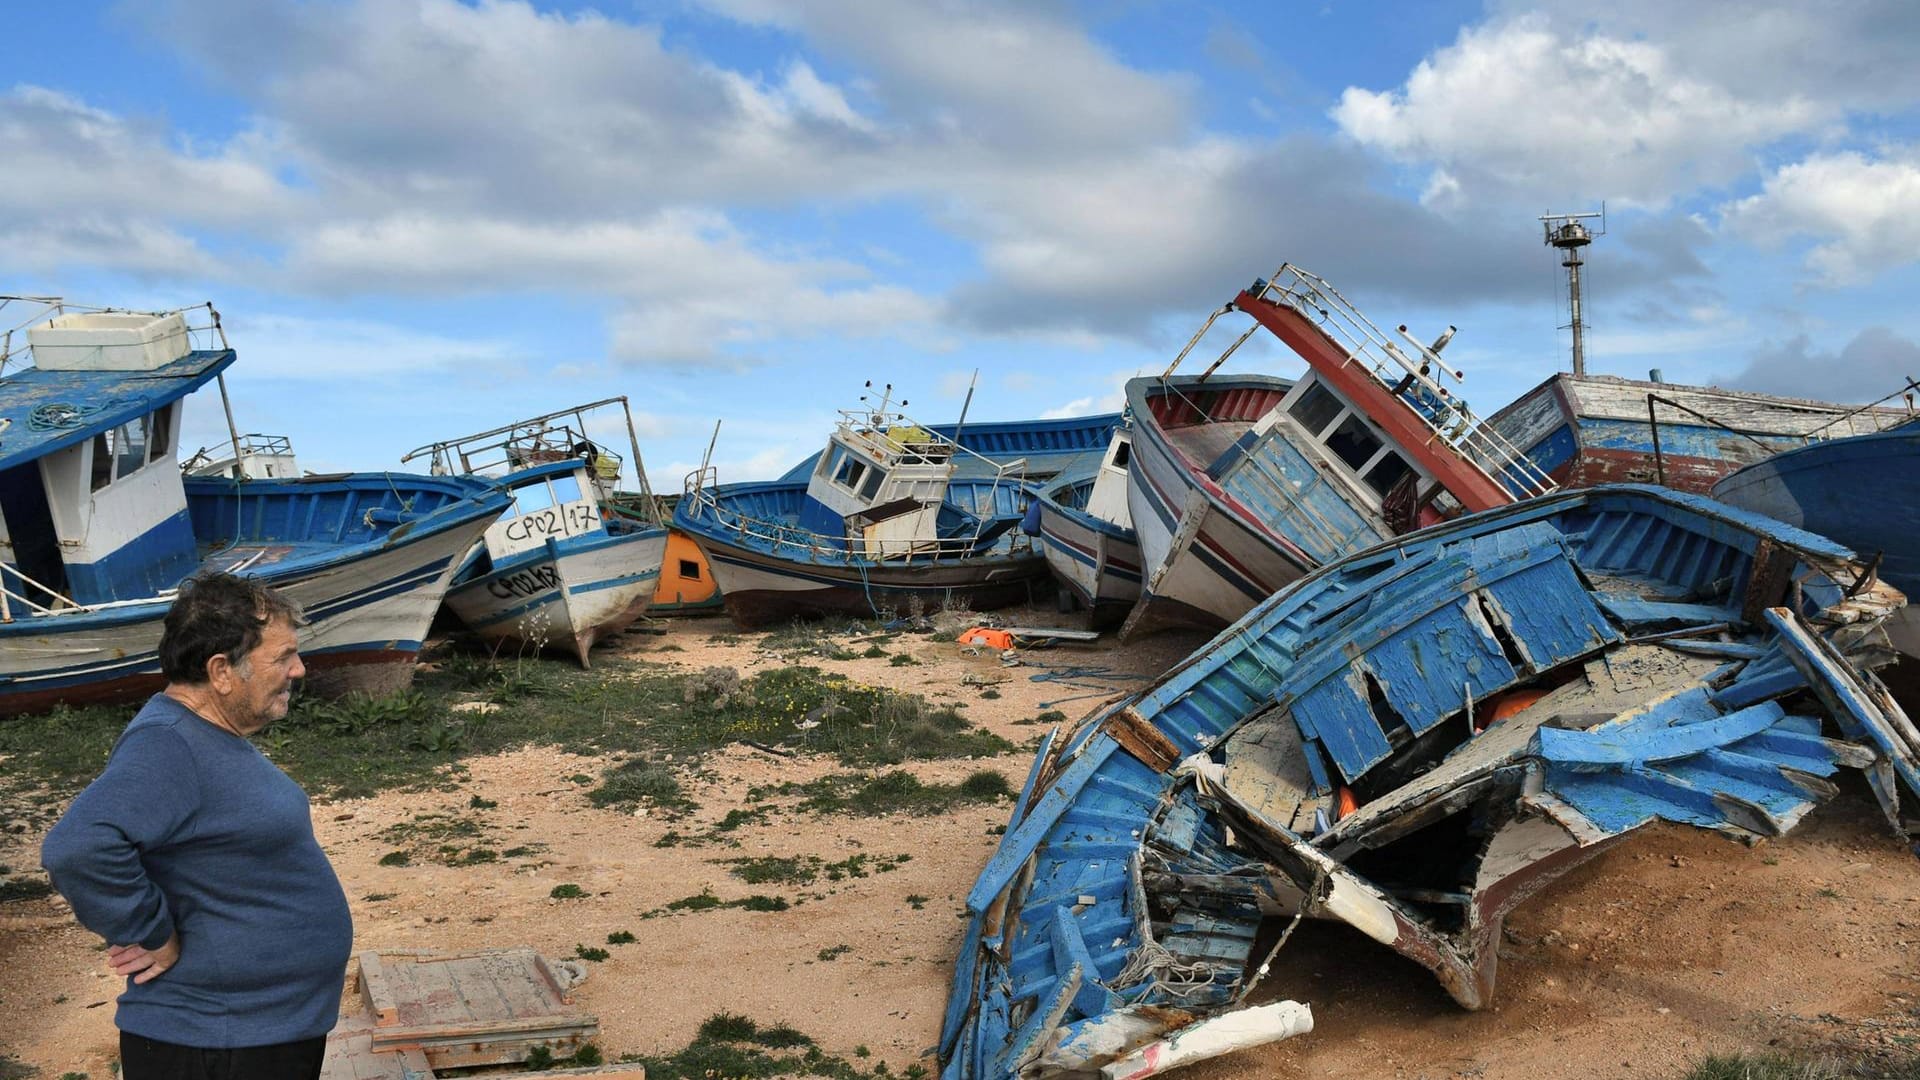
[108,933,181,984]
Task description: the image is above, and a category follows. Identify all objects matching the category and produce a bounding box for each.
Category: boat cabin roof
[502,458,589,489]
[0,349,235,474]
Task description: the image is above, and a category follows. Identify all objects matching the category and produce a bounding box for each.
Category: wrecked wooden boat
[1119,265,1554,640]
[675,389,1108,628]
[943,484,1917,1080]
[1484,371,1913,494]
[402,398,669,667]
[1030,428,1141,630]
[1714,413,1920,691]
[0,301,510,715]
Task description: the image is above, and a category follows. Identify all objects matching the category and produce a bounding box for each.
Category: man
[43,572,353,1079]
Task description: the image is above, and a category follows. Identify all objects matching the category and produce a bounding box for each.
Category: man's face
[230,618,305,732]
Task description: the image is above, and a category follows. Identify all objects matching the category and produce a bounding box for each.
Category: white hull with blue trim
[444,526,667,666]
[0,303,510,716]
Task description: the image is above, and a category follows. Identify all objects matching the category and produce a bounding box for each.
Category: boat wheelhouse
[1120,265,1554,639]
[402,398,669,666]
[0,299,509,714]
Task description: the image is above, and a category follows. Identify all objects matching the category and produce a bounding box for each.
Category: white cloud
[1719,151,1920,284]
[1331,15,1825,208]
[219,311,522,381]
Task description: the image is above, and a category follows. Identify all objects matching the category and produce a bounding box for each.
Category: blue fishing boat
[0,300,510,716]
[677,389,1113,628]
[1120,265,1555,640]
[402,398,670,667]
[1029,428,1141,629]
[1714,413,1920,687]
[943,484,1915,1080]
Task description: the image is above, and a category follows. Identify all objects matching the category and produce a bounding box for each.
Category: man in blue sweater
[43,572,353,1079]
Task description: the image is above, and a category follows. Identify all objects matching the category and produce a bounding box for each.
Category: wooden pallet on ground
[322,947,641,1080]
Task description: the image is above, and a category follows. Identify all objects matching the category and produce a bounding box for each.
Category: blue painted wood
[1536,696,1782,766]
[1049,909,1123,1019]
[966,734,1125,912]
[1595,595,1740,629]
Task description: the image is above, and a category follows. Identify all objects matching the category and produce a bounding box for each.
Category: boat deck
[1163,418,1255,472]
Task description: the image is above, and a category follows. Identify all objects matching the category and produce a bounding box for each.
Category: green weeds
[756,769,1011,816]
[586,758,692,813]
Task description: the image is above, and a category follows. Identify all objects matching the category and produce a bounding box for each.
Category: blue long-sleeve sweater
[41,693,353,1047]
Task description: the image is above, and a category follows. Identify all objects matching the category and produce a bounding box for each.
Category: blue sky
[8,0,1920,490]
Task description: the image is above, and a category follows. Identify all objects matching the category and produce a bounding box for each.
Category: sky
[7,0,1920,491]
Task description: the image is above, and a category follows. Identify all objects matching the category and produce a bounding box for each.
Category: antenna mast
[1540,206,1605,376]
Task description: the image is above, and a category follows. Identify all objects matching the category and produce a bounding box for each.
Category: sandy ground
[4,609,1919,1078]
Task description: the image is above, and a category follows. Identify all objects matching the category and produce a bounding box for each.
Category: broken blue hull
[943,484,1916,1080]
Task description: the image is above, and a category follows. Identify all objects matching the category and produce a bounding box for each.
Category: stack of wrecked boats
[943,483,1918,1079]
[0,300,509,715]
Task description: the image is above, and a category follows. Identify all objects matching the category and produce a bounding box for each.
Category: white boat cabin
[803,420,958,558]
[0,310,229,612]
[482,461,606,561]
[186,433,299,480]
[1261,372,1437,511]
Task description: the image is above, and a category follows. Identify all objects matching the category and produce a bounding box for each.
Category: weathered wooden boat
[402,399,670,666]
[1120,265,1554,640]
[1714,413,1920,688]
[1030,428,1141,629]
[0,301,510,715]
[676,388,1084,628]
[943,484,1917,1080]
[1484,371,1912,495]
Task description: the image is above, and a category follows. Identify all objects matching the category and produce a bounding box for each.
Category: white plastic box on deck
[26,311,192,371]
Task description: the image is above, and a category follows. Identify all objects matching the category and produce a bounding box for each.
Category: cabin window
[1287,382,1345,438]
[114,420,148,479]
[679,559,701,580]
[147,404,173,461]
[1362,450,1414,496]
[513,480,554,515]
[1325,415,1384,472]
[833,451,877,495]
[90,433,113,491]
[859,466,886,500]
[551,473,584,504]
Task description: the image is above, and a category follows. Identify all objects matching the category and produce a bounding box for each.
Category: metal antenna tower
[1540,206,1605,376]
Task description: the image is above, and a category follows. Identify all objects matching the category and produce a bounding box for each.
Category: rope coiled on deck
[28,402,109,430]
